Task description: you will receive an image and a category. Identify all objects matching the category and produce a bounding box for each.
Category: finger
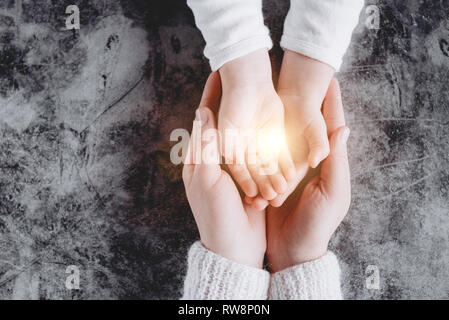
[268,194,284,208]
[244,195,255,205]
[279,146,296,181]
[257,153,288,194]
[184,72,222,185]
[182,143,194,186]
[269,159,310,207]
[322,78,346,135]
[222,123,255,196]
[193,107,222,187]
[268,170,288,194]
[245,195,269,211]
[182,116,200,186]
[228,163,258,197]
[320,126,351,199]
[199,72,222,113]
[249,196,269,211]
[248,163,278,201]
[304,115,330,168]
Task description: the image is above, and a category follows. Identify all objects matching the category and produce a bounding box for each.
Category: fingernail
[341,127,350,143]
[195,108,202,122]
[310,154,320,168]
[195,108,209,126]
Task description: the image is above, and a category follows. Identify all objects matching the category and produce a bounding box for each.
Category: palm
[282,95,310,164]
[266,169,311,258]
[268,178,331,259]
[218,86,291,200]
[218,87,284,146]
[187,167,266,267]
[199,170,257,223]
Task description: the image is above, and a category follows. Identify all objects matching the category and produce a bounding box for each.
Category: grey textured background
[0,0,448,299]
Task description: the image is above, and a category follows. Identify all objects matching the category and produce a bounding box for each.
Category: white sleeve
[187,0,273,71]
[281,0,364,70]
[269,251,343,300]
[181,242,270,300]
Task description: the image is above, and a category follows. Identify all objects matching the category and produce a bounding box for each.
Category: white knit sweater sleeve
[269,251,343,300]
[281,0,364,70]
[186,0,273,71]
[181,242,270,300]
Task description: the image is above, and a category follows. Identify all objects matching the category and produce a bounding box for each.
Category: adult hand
[183,72,267,269]
[266,79,351,272]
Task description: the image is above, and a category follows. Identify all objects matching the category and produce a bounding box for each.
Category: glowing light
[256,128,286,165]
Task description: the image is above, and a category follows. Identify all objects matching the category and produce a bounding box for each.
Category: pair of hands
[183,71,351,272]
[219,49,335,211]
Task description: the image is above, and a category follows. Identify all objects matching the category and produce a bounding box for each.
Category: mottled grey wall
[0,0,447,299]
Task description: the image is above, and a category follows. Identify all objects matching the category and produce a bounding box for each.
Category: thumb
[183,73,222,187]
[199,72,222,114]
[193,107,222,186]
[304,115,330,168]
[320,126,351,200]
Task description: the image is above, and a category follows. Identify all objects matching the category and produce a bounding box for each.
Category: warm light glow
[256,128,286,165]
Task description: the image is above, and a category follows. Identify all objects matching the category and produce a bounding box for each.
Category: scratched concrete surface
[0,0,447,299]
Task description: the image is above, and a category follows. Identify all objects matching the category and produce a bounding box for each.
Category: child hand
[183,73,267,269]
[266,79,351,272]
[218,49,295,202]
[279,51,334,167]
[244,51,335,209]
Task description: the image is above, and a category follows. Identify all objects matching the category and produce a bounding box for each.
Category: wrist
[268,244,328,273]
[278,50,334,101]
[219,49,273,91]
[202,241,265,270]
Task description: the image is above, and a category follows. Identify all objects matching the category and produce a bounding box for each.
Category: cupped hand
[266,78,351,272]
[218,49,295,203]
[245,51,335,210]
[183,72,267,269]
[278,50,334,169]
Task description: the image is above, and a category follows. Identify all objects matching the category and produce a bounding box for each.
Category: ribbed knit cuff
[182,242,270,300]
[269,251,342,300]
